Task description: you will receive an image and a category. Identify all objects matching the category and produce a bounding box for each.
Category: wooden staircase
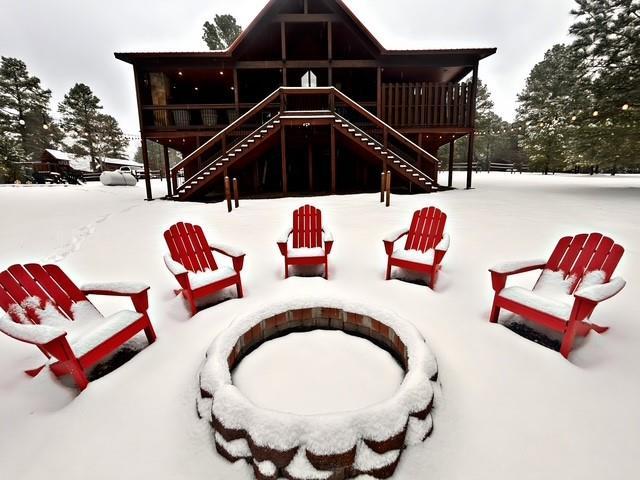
[169,87,440,201]
[333,115,437,192]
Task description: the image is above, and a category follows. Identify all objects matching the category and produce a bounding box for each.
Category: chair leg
[236,276,244,298]
[184,290,197,316]
[144,316,157,344]
[325,260,329,280]
[430,265,438,290]
[560,320,580,358]
[489,296,500,323]
[67,358,89,391]
[25,365,46,377]
[385,258,392,280]
[284,260,289,279]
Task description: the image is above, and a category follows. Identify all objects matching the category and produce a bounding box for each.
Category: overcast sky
[1,0,575,153]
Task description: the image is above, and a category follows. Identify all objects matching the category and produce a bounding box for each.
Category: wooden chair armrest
[277,228,293,256]
[164,254,188,276]
[0,314,67,346]
[489,260,546,292]
[383,228,409,255]
[210,243,246,272]
[324,240,334,255]
[574,277,626,303]
[81,283,151,313]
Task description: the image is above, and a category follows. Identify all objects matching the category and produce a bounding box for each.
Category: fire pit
[197,301,439,480]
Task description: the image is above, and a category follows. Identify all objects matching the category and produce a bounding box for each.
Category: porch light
[178,71,183,76]
[622,104,629,111]
[194,87,199,91]
[219,71,224,75]
[230,86,235,91]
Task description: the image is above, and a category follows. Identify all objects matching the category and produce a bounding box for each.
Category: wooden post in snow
[224,176,232,212]
[232,177,239,208]
[380,171,386,202]
[385,170,391,207]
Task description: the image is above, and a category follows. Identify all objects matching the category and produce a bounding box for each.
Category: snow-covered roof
[43,149,143,172]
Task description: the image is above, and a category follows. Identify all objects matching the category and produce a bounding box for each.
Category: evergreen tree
[202,14,242,50]
[0,135,26,183]
[516,44,587,174]
[0,57,59,160]
[58,84,129,170]
[569,0,640,172]
[59,83,102,170]
[96,114,128,159]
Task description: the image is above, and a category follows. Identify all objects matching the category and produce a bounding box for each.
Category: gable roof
[115,0,496,63]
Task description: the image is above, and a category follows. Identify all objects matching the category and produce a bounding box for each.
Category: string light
[592,110,599,117]
[622,104,629,111]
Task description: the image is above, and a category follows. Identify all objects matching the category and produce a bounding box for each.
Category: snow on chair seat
[489,233,625,359]
[277,205,334,279]
[0,264,157,390]
[163,222,245,316]
[383,207,450,289]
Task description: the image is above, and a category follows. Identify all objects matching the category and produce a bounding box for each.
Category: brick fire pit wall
[197,302,439,480]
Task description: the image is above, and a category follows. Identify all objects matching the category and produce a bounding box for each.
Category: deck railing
[381,81,473,128]
[170,87,441,194]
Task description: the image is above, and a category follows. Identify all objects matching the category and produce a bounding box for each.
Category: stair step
[367,142,375,146]
[254,134,262,138]
[412,173,419,177]
[248,139,255,143]
[355,133,362,137]
[348,129,355,133]
[241,144,248,148]
[266,125,273,129]
[406,169,414,173]
[273,120,280,124]
[204,172,211,176]
[393,160,401,164]
[228,153,235,157]
[419,177,425,181]
[197,176,204,180]
[387,155,394,159]
[260,130,267,134]
[374,146,381,150]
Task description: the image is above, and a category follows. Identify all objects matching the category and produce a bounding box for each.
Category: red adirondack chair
[277,205,334,279]
[489,233,626,358]
[163,222,245,316]
[383,207,450,289]
[0,264,156,390]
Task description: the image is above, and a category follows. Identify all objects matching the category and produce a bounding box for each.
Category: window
[301,70,317,87]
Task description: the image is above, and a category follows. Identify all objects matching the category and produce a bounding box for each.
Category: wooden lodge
[115,0,496,201]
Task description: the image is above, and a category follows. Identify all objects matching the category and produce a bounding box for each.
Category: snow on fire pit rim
[197,296,439,455]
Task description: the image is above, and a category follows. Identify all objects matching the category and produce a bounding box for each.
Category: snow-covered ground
[0,172,639,479]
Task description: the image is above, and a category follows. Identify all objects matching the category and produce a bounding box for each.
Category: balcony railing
[381,82,474,128]
[141,103,264,130]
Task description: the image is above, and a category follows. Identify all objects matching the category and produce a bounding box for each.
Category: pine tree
[569,0,640,172]
[203,14,242,50]
[516,44,587,174]
[0,135,26,183]
[134,141,181,178]
[58,83,102,170]
[0,57,59,161]
[96,114,128,159]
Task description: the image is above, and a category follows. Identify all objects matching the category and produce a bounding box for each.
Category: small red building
[116,0,495,201]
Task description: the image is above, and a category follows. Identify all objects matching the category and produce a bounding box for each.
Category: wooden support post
[307,142,314,192]
[224,176,232,212]
[467,63,479,190]
[132,66,152,201]
[328,21,333,85]
[385,170,391,207]
[466,132,475,190]
[380,171,386,202]
[330,126,336,193]
[140,138,152,201]
[163,144,172,197]
[233,69,239,115]
[281,126,288,194]
[232,177,239,208]
[448,139,455,188]
[377,67,382,117]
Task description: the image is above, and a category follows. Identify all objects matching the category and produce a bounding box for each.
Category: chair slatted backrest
[292,205,323,249]
[0,264,88,324]
[404,207,447,252]
[544,233,624,293]
[164,222,217,273]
